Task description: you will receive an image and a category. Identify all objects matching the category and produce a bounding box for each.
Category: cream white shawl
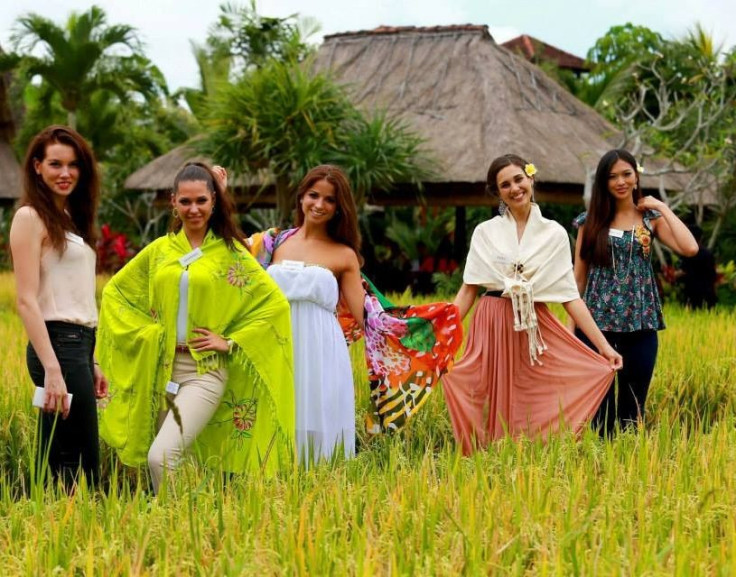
[463,204,579,363]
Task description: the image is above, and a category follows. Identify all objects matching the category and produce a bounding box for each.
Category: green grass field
[1,272,735,575]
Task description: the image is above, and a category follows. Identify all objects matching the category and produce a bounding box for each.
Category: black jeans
[575,329,659,436]
[26,321,99,487]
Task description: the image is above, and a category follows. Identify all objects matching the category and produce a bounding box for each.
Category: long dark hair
[170,162,243,250]
[580,149,641,266]
[486,153,532,196]
[21,125,99,251]
[295,164,362,260]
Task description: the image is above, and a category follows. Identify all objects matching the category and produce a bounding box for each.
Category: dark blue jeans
[26,321,99,487]
[575,329,659,436]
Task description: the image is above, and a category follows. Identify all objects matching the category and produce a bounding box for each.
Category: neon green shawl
[97,228,295,474]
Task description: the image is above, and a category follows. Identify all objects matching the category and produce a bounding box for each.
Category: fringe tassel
[504,278,548,365]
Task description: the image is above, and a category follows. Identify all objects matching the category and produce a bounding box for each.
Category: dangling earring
[498,200,507,216]
[172,207,180,219]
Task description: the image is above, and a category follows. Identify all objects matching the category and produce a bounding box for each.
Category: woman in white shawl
[443,154,622,455]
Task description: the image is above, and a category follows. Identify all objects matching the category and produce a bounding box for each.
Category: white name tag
[492,254,514,266]
[282,259,305,270]
[165,381,180,395]
[608,228,624,238]
[65,231,84,245]
[179,247,204,267]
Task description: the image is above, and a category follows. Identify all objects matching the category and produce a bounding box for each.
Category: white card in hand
[32,387,73,409]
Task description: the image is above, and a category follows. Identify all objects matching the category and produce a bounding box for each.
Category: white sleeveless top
[38,231,98,327]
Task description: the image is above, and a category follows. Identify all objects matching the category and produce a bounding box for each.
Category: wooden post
[454,205,466,262]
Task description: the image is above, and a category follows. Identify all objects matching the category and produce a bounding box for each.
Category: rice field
[1,271,735,575]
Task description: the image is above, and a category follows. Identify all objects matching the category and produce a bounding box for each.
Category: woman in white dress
[255,165,364,464]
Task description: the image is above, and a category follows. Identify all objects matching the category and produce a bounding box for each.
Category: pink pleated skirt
[443,295,615,455]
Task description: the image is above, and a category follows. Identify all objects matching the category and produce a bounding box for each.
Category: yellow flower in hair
[637,163,645,173]
[524,163,537,177]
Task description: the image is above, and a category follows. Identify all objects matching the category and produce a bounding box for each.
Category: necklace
[611,225,635,283]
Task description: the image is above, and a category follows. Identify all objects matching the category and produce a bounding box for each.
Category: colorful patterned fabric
[248,228,463,434]
[97,228,295,474]
[573,210,665,332]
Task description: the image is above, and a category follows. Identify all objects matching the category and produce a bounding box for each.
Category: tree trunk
[275,175,293,227]
[67,110,77,131]
[707,211,724,251]
[454,205,466,262]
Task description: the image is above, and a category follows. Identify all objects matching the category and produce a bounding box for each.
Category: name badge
[165,381,180,395]
[65,231,84,245]
[179,247,204,267]
[282,259,305,270]
[492,254,514,266]
[608,228,624,238]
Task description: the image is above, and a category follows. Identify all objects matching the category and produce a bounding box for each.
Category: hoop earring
[172,207,180,219]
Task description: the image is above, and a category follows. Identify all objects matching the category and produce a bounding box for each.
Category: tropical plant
[198,57,434,224]
[7,5,166,130]
[209,1,317,72]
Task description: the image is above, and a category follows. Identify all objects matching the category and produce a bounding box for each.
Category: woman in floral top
[573,149,698,435]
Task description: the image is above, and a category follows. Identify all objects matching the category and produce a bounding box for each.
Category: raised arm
[10,208,70,417]
[637,197,698,257]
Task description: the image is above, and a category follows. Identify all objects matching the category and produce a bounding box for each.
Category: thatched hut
[313,24,683,206]
[125,25,686,212]
[0,45,21,207]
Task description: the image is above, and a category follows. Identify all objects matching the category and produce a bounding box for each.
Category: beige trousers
[148,352,227,493]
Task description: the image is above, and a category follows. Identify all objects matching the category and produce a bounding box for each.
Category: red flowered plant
[97,224,136,273]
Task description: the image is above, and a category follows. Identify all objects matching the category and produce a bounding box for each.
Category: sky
[1,0,735,92]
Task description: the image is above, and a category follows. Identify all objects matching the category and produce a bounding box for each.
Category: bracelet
[226,338,235,354]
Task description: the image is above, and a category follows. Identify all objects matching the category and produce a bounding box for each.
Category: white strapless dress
[268,263,355,464]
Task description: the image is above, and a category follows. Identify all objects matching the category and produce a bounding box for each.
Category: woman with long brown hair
[443,154,622,455]
[252,165,364,464]
[97,162,294,493]
[244,164,463,463]
[10,125,108,487]
[573,149,698,434]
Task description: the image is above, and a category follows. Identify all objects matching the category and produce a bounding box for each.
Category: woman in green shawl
[97,163,294,493]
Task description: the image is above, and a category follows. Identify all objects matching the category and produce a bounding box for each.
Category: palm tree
[10,5,165,129]
[198,58,433,224]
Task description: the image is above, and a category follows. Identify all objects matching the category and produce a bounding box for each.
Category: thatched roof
[0,142,21,201]
[0,44,20,202]
[125,25,689,207]
[124,142,276,205]
[314,25,686,204]
[124,143,208,192]
[501,35,589,74]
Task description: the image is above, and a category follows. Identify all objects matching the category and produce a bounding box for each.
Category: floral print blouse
[573,210,665,332]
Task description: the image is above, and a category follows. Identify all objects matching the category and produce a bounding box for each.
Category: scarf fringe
[230,347,295,453]
[505,278,548,365]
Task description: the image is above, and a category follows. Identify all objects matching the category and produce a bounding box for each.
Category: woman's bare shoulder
[11,206,46,236]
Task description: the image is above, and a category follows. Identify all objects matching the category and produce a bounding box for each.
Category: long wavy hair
[21,125,99,251]
[170,162,243,250]
[580,149,641,267]
[295,164,362,260]
[485,153,533,196]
